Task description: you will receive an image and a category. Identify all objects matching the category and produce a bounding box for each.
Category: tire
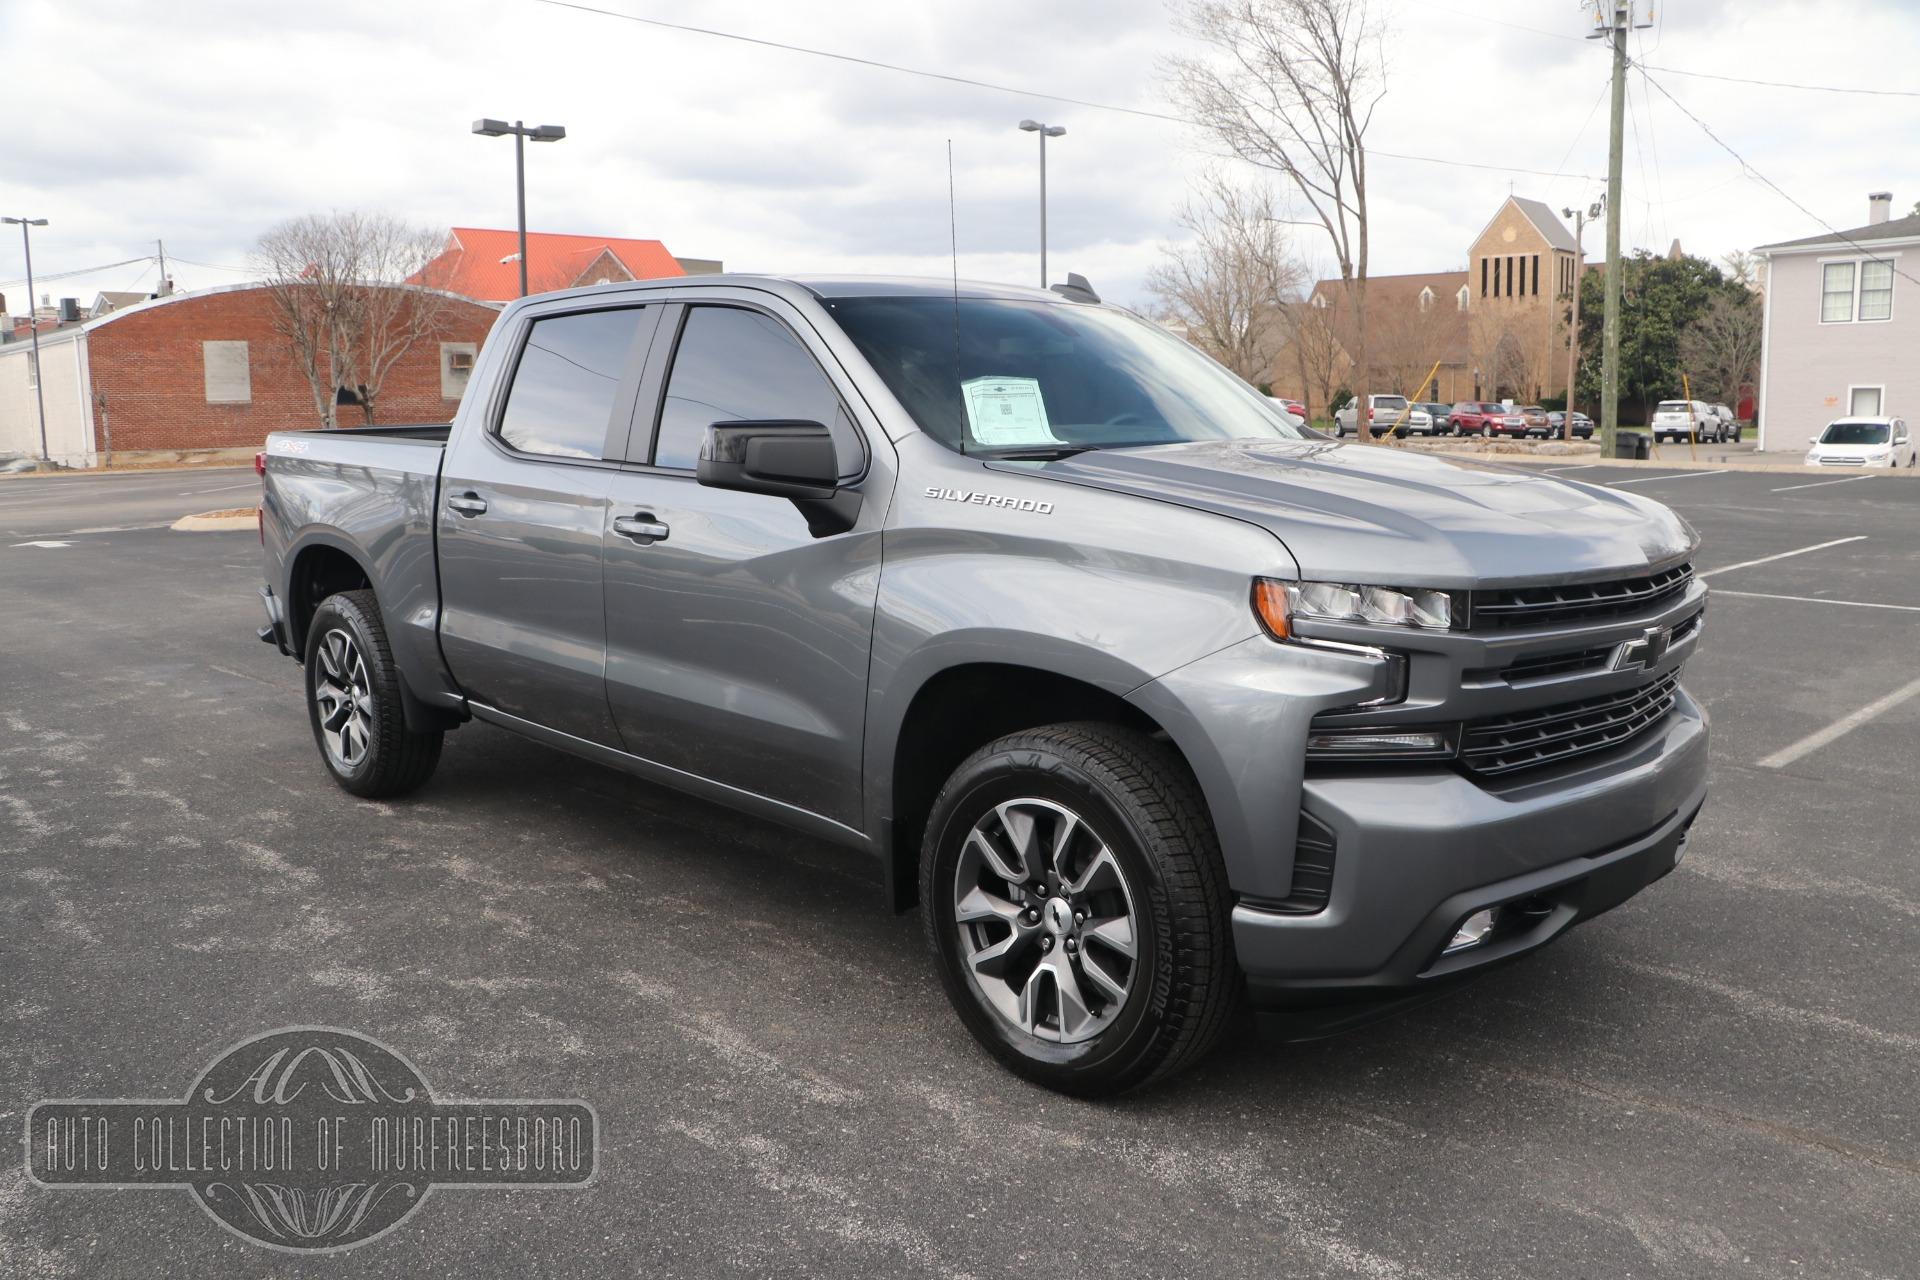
[304,589,442,798]
[1480,424,1492,438]
[920,723,1236,1096]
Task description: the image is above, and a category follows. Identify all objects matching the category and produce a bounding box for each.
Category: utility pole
[4,215,51,463]
[155,239,170,295]
[1589,1,1649,457]
[1560,196,1603,440]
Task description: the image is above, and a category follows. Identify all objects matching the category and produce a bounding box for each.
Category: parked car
[1709,404,1740,443]
[1651,400,1716,443]
[1450,401,1528,438]
[1413,402,1454,436]
[1333,394,1430,437]
[258,273,1708,1096]
[1518,406,1551,438]
[1546,411,1594,439]
[1279,397,1307,418]
[1804,416,1915,468]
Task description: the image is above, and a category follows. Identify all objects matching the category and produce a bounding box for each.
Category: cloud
[1,0,1914,319]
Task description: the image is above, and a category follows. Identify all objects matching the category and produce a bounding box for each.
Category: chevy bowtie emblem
[1612,624,1674,672]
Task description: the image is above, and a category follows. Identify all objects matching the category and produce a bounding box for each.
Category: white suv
[1651,400,1715,444]
[1805,417,1914,468]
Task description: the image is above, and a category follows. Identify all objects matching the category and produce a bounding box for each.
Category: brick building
[0,283,497,466]
[1270,197,1587,413]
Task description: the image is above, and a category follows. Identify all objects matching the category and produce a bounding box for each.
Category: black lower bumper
[1246,790,1705,1043]
[257,586,293,657]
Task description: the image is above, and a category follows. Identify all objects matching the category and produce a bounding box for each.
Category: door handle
[613,514,670,545]
[447,492,489,517]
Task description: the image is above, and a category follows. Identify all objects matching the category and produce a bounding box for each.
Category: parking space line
[1543,464,1602,473]
[1713,589,1920,613]
[1771,475,1875,493]
[1607,469,1728,486]
[1758,674,1920,770]
[1698,536,1867,578]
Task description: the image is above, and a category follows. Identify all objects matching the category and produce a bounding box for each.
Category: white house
[1755,192,1920,450]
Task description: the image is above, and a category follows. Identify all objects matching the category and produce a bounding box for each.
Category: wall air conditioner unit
[449,351,476,372]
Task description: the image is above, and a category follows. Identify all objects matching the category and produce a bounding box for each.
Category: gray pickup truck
[259,274,1709,1095]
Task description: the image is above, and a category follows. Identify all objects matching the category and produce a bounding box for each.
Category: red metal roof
[415,227,686,301]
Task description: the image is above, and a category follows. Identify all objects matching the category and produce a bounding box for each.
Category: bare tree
[1679,290,1762,408]
[1370,296,1454,403]
[1279,298,1343,421]
[1170,0,1385,439]
[1720,249,1761,292]
[1146,175,1305,384]
[255,212,457,428]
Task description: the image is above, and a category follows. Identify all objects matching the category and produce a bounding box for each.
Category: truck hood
[1011,439,1696,587]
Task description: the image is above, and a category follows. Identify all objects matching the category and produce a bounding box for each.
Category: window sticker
[961,376,1061,447]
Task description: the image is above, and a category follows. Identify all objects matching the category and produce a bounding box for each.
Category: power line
[529,0,1603,181]
[0,256,153,291]
[1639,63,1920,99]
[1634,67,1920,289]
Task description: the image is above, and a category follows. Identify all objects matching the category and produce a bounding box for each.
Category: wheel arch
[875,659,1191,914]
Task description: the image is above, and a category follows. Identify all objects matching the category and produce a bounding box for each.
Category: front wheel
[304,590,442,798]
[921,723,1236,1096]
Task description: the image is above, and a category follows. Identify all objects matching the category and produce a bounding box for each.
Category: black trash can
[1613,433,1650,460]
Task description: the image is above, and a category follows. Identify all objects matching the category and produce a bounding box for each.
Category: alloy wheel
[951,798,1139,1045]
[313,628,374,772]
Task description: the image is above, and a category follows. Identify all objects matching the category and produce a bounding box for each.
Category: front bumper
[1235,687,1708,1022]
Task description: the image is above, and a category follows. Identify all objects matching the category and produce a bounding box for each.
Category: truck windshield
[823,296,1306,456]
[1819,421,1889,445]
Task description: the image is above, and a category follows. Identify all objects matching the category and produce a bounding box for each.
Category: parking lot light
[472,118,568,298]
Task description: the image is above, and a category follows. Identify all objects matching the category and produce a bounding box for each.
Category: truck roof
[504,273,1075,310]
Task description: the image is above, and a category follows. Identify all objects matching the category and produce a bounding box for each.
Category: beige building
[1272,197,1584,412]
[1755,192,1918,450]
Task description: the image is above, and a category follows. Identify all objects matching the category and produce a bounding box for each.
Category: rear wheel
[921,723,1236,1096]
[304,590,442,798]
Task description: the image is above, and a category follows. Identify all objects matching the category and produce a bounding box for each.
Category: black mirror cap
[698,420,839,500]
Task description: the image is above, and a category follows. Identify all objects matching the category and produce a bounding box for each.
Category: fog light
[1444,909,1496,954]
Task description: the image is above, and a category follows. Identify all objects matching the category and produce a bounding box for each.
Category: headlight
[1253,578,1455,638]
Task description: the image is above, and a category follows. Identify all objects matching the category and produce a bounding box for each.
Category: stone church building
[1271,197,1587,414]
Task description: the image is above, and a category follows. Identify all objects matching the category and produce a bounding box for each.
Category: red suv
[1450,402,1528,438]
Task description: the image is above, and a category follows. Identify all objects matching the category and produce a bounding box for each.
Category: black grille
[1471,564,1693,630]
[1499,645,1614,684]
[1460,672,1680,778]
[1266,813,1337,915]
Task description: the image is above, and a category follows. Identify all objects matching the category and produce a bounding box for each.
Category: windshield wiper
[980,445,1096,461]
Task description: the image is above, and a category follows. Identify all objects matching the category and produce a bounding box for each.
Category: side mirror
[698,420,838,500]
[1807,435,1820,445]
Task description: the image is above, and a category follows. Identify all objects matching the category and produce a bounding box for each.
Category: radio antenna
[948,138,964,456]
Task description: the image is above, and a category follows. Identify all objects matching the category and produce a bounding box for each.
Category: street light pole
[1560,196,1603,441]
[4,216,51,463]
[1018,120,1066,288]
[472,119,568,298]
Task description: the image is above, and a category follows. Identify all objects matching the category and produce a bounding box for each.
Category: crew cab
[259,274,1709,1096]
[1450,402,1528,437]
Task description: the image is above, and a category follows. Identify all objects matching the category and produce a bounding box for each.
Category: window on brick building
[1531,254,1540,296]
[1457,285,1469,311]
[203,341,251,404]
[441,342,478,400]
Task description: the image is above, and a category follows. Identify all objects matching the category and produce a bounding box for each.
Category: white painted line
[1607,469,1728,486]
[1697,535,1867,578]
[176,482,257,496]
[1770,475,1875,493]
[9,540,73,548]
[1542,464,1602,473]
[1758,674,1920,769]
[1713,589,1920,613]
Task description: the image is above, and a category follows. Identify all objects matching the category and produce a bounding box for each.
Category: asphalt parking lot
[3,464,1916,1278]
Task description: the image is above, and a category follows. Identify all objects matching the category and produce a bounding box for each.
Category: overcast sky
[3,0,1916,315]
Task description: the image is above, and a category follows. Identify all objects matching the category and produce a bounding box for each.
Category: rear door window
[497,308,651,459]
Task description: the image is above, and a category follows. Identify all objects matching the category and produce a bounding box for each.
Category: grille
[1499,645,1614,684]
[1470,564,1693,630]
[1817,456,1867,466]
[1460,672,1680,778]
